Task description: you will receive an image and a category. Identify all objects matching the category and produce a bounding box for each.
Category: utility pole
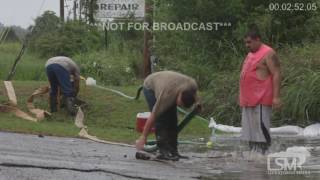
[79,0,82,20]
[60,0,65,21]
[143,0,153,78]
[73,0,77,20]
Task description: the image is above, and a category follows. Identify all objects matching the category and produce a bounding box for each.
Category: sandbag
[27,86,51,120]
[0,104,37,122]
[3,81,17,105]
[75,108,133,147]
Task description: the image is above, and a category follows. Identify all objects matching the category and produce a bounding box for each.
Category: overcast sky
[0,0,75,28]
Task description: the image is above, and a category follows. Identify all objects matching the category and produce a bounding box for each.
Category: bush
[199,43,320,126]
[73,47,142,86]
[28,11,104,58]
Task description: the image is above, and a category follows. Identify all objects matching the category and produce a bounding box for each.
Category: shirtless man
[239,27,281,154]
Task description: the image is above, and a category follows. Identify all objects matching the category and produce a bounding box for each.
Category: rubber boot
[165,129,186,159]
[157,149,179,161]
[50,96,58,113]
[156,128,179,161]
[172,151,189,159]
[65,97,77,116]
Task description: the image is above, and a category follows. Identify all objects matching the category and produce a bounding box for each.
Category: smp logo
[267,152,310,175]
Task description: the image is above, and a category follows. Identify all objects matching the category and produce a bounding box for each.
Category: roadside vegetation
[0,80,210,143]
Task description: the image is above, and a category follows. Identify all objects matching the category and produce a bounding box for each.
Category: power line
[29,0,47,32]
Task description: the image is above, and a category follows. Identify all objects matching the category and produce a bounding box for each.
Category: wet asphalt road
[0,132,207,180]
[2,132,319,180]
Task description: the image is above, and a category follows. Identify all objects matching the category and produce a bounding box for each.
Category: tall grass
[73,42,143,86]
[1,41,319,127]
[199,43,320,126]
[278,43,320,126]
[0,42,143,85]
[0,43,47,81]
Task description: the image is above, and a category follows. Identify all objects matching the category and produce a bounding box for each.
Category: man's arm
[74,78,80,96]
[72,64,81,96]
[136,91,170,150]
[136,111,156,150]
[194,93,202,113]
[266,50,281,109]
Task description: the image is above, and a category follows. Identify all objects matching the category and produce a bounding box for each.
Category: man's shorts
[241,104,272,144]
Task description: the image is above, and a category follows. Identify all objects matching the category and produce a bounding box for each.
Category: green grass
[0,43,47,81]
[4,40,320,136]
[0,81,211,144]
[0,42,142,86]
[0,42,210,143]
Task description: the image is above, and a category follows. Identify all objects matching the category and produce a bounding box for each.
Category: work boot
[172,151,189,159]
[65,97,77,116]
[157,149,179,161]
[50,96,58,113]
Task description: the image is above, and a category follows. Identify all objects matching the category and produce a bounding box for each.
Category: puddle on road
[179,135,320,179]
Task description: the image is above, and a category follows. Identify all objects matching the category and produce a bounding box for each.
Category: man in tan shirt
[136,71,200,161]
[45,56,80,116]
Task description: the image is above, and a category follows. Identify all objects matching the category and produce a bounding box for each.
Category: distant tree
[4,28,20,42]
[27,11,61,39]
[27,11,103,58]
[10,26,28,40]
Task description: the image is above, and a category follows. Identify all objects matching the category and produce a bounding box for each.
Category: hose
[93,84,209,122]
[91,83,209,152]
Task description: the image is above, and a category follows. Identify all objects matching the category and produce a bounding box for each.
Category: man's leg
[165,106,178,155]
[52,64,77,115]
[241,105,271,154]
[259,105,272,154]
[46,65,58,113]
[52,65,74,97]
[241,107,254,151]
[155,105,179,161]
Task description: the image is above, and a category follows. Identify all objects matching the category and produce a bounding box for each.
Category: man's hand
[194,103,202,113]
[272,97,282,109]
[135,136,147,150]
[74,78,80,96]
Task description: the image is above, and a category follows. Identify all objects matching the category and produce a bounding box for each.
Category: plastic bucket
[136,112,156,133]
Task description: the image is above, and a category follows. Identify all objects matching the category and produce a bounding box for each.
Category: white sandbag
[209,118,241,133]
[209,118,320,137]
[86,77,96,86]
[270,126,304,135]
[303,123,320,137]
